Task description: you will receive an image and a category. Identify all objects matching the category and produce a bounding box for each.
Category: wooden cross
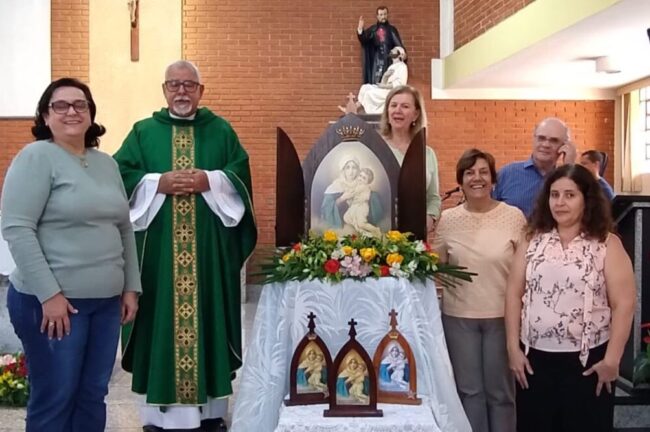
[348,318,358,338]
[388,309,399,330]
[307,312,317,334]
[128,0,139,61]
[345,92,358,114]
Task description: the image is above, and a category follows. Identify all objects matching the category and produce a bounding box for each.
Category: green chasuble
[114,108,257,405]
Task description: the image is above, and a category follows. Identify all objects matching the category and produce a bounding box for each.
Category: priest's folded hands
[157,168,209,195]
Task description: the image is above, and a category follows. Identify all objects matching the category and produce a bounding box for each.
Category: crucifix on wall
[128,0,139,61]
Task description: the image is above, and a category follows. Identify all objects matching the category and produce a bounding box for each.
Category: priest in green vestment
[114,60,256,432]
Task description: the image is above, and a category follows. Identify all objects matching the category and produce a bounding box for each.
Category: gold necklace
[68,151,88,168]
[56,142,88,168]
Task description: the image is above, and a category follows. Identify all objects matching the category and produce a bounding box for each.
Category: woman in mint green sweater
[1,78,141,432]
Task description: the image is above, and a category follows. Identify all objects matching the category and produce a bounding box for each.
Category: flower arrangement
[633,323,650,385]
[0,352,28,407]
[261,230,476,287]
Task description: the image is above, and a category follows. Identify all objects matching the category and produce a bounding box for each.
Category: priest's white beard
[171,97,193,117]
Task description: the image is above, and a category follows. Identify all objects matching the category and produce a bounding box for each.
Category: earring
[412,121,416,126]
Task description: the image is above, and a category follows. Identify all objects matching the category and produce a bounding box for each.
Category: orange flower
[386,230,405,242]
[360,247,377,262]
[386,253,404,266]
[323,230,338,242]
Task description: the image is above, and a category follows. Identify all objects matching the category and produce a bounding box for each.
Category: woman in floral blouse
[505,164,635,432]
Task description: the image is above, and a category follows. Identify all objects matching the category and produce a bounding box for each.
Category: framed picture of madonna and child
[373,309,421,405]
[324,318,382,418]
[285,312,333,406]
[275,113,427,246]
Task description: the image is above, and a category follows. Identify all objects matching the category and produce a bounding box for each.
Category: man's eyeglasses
[535,135,564,146]
[164,80,200,92]
[49,100,89,114]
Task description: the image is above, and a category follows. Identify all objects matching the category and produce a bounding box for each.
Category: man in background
[580,150,615,200]
[494,117,576,217]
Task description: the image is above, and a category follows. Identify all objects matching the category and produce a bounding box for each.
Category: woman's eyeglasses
[49,100,90,114]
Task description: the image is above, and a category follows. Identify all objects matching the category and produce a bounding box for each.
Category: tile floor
[0,289,259,432]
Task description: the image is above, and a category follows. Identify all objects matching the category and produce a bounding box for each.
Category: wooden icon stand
[324,318,383,417]
[373,309,421,405]
[276,114,428,247]
[285,312,333,406]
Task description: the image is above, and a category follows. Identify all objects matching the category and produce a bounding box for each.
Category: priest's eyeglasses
[164,80,200,93]
[49,100,90,114]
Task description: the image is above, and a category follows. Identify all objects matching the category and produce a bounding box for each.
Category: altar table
[274,398,439,432]
[230,278,471,432]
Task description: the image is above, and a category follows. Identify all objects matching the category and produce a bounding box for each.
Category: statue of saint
[357,6,405,85]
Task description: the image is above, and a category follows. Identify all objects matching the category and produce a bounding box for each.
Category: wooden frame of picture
[373,309,421,405]
[285,312,333,406]
[275,114,428,247]
[323,318,383,417]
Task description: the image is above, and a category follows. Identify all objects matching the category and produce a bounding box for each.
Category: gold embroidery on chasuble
[171,126,199,404]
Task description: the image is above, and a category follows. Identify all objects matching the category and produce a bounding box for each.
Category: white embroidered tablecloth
[230,278,471,432]
[274,398,439,432]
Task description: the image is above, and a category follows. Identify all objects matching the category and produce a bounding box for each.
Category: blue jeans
[7,284,121,432]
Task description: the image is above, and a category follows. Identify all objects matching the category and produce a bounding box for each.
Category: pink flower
[0,354,15,367]
[340,255,370,277]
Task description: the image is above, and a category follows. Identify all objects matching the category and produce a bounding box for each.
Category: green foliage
[633,323,650,385]
[259,230,476,288]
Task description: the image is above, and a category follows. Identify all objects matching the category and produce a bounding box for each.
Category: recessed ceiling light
[595,56,621,74]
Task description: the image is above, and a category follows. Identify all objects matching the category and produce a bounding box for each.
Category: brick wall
[182,0,614,252]
[428,99,615,209]
[454,0,535,49]
[0,0,89,191]
[51,0,89,82]
[183,0,439,248]
[0,121,32,188]
[0,1,616,265]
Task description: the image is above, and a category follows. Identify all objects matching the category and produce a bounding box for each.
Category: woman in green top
[1,78,141,432]
[378,85,441,231]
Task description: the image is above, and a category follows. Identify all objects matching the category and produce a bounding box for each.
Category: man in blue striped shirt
[494,117,576,217]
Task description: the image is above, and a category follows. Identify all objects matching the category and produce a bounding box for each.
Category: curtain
[620,91,643,193]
